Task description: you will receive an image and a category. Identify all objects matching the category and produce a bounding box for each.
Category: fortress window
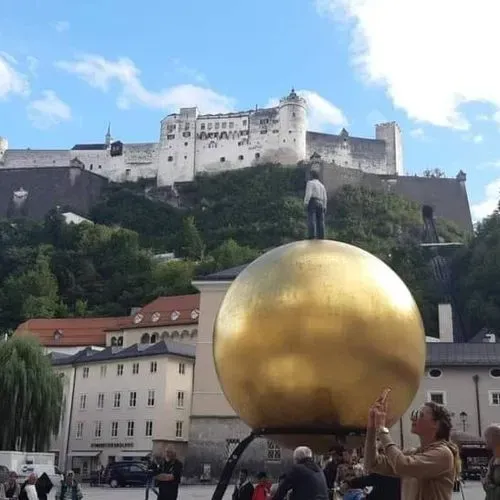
[98,165,102,169]
[238,155,244,161]
[168,156,173,162]
[289,130,292,134]
[283,139,286,143]
[90,164,93,170]
[222,122,227,129]
[184,155,187,160]
[125,169,131,176]
[201,124,206,130]
[184,123,190,130]
[260,119,269,125]
[273,119,279,124]
[229,122,234,128]
[273,130,279,134]
[292,112,296,117]
[208,123,213,130]
[215,123,220,129]
[167,134,175,140]
[220,157,226,162]
[260,130,267,134]
[184,142,188,146]
[242,120,247,126]
[255,153,260,159]
[183,132,191,138]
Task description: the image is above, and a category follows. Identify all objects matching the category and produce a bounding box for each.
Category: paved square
[70,481,483,500]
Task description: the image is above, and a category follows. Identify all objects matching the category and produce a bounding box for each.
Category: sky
[1,0,500,222]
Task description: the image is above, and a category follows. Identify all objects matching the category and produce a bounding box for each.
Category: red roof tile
[15,316,129,347]
[112,294,200,330]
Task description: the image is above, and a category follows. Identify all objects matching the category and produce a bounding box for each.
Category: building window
[255,153,260,159]
[97,393,104,409]
[117,364,124,376]
[208,123,213,130]
[129,391,137,408]
[147,390,155,407]
[94,421,102,438]
[89,164,93,170]
[141,333,150,344]
[150,361,157,373]
[229,122,234,128]
[127,421,135,437]
[201,124,206,130]
[132,363,139,375]
[260,129,267,134]
[168,156,173,162]
[145,420,153,437]
[79,394,87,410]
[184,155,187,160]
[151,334,158,343]
[489,391,500,406]
[184,142,188,146]
[242,120,247,126]
[225,439,240,459]
[428,369,442,378]
[177,391,185,408]
[82,367,89,379]
[76,422,84,439]
[267,440,281,462]
[111,421,118,438]
[125,169,131,176]
[490,369,500,378]
[182,132,191,138]
[167,134,175,140]
[215,123,220,130]
[427,391,446,405]
[220,157,226,163]
[178,363,186,375]
[221,122,227,129]
[175,421,183,438]
[100,366,107,378]
[238,155,244,161]
[113,392,121,408]
[98,165,102,169]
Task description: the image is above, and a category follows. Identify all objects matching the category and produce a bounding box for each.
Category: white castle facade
[0,90,403,186]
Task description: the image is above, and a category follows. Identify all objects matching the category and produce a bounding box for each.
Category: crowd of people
[232,388,500,500]
[0,470,82,500]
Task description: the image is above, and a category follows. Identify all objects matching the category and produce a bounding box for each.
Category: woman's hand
[367,388,391,429]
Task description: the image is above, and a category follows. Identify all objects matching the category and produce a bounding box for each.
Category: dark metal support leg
[211,432,257,500]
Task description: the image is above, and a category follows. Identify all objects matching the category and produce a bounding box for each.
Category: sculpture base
[211,427,366,500]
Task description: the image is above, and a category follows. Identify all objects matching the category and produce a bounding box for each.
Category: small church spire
[105,122,111,146]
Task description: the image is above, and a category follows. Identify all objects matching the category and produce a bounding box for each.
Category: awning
[68,451,101,457]
[119,451,150,458]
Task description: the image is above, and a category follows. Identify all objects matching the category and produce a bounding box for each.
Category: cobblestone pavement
[70,482,482,500]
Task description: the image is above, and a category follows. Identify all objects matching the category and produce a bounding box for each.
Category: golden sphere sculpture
[213,240,426,452]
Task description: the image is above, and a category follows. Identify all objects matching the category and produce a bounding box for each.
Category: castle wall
[3,149,71,168]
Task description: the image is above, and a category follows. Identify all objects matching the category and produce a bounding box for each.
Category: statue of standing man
[304,170,327,239]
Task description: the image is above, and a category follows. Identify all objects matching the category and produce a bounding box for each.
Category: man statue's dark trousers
[307,198,325,239]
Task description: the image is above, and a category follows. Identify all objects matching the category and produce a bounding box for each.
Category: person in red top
[252,472,271,500]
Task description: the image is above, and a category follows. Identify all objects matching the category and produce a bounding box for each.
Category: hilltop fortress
[0,90,403,186]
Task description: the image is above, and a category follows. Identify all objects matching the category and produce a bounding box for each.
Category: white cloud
[316,0,500,130]
[476,114,490,122]
[471,178,500,221]
[54,21,70,33]
[366,109,387,126]
[26,56,39,76]
[472,134,484,144]
[410,128,425,139]
[55,54,235,114]
[27,90,72,129]
[267,90,347,132]
[0,53,29,99]
[170,58,207,84]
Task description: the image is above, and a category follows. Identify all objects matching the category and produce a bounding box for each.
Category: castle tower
[157,107,198,187]
[105,123,112,146]
[278,88,308,164]
[375,122,403,175]
[0,137,8,163]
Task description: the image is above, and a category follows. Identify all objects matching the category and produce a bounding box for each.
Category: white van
[17,464,63,488]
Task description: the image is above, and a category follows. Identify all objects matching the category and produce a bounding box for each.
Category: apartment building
[52,341,195,474]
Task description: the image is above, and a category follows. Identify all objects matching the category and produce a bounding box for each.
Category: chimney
[438,303,454,342]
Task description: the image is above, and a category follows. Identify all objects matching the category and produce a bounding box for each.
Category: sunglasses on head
[411,409,425,421]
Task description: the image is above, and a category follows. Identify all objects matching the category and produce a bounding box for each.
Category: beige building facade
[186,264,500,480]
[52,341,194,475]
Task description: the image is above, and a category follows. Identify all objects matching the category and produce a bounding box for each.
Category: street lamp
[459,411,468,432]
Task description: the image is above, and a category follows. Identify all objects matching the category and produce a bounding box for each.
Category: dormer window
[171,311,180,321]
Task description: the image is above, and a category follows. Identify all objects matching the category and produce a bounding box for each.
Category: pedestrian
[232,469,254,500]
[252,472,271,500]
[4,471,20,499]
[364,388,461,500]
[271,446,329,500]
[155,448,183,500]
[482,424,500,499]
[304,169,327,240]
[19,474,38,500]
[54,471,82,500]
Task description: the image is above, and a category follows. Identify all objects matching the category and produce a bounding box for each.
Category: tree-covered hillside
[1,163,491,340]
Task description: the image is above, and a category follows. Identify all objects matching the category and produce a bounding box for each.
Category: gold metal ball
[213,240,426,452]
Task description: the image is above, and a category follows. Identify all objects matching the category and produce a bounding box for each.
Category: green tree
[0,336,63,451]
[209,239,260,271]
[182,216,205,261]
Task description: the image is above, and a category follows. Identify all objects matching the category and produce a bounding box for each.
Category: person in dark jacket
[232,469,254,500]
[348,473,401,500]
[272,446,329,500]
[155,448,183,500]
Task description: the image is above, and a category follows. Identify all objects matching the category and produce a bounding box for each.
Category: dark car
[104,461,152,488]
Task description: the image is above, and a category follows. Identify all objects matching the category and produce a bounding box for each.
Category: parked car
[104,461,152,488]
